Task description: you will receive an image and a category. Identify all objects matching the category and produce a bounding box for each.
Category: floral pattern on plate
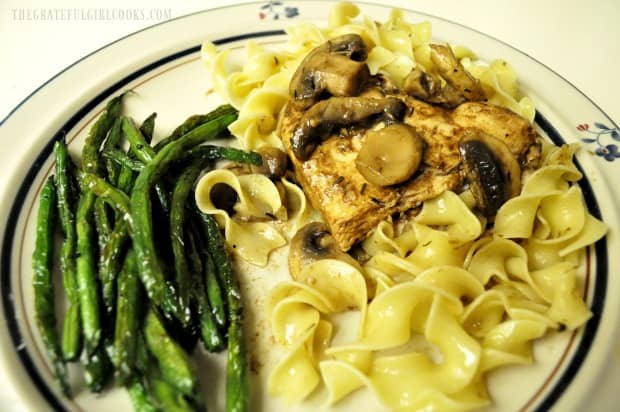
[259,1,299,20]
[577,122,620,161]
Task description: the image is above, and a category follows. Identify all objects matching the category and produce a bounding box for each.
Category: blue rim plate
[1,2,619,411]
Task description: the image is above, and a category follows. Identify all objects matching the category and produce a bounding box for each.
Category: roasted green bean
[103,117,124,185]
[187,227,225,352]
[170,159,209,325]
[150,378,197,412]
[153,104,235,152]
[102,148,145,172]
[78,93,124,355]
[122,116,170,216]
[82,93,125,175]
[188,145,262,165]
[114,249,142,384]
[122,117,156,165]
[32,176,70,396]
[200,212,248,412]
[94,197,113,253]
[100,219,129,316]
[226,313,249,412]
[192,213,227,330]
[140,112,157,143]
[130,106,237,320]
[144,310,197,397]
[80,172,131,216]
[53,138,82,361]
[84,344,112,392]
[127,378,159,412]
[75,191,102,354]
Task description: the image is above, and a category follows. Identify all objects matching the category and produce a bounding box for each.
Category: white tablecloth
[1,0,618,410]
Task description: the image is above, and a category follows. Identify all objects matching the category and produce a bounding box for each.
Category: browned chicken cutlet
[280,97,540,251]
[279,34,541,251]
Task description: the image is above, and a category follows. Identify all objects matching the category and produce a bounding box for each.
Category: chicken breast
[279,92,540,251]
[279,34,540,250]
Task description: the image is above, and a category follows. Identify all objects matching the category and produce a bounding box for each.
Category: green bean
[194,212,228,329]
[62,304,82,363]
[130,106,237,319]
[94,197,113,253]
[100,219,129,316]
[80,172,131,216]
[32,176,70,397]
[127,378,159,412]
[82,93,125,175]
[187,227,225,352]
[153,104,235,152]
[115,113,150,196]
[204,249,228,330]
[200,213,242,316]
[77,94,124,355]
[103,118,124,185]
[117,162,137,195]
[84,344,112,392]
[191,210,229,330]
[122,117,156,164]
[102,148,144,172]
[99,135,137,318]
[193,214,227,329]
[140,112,157,142]
[188,145,262,165]
[79,172,134,324]
[122,117,171,216]
[114,249,142,384]
[95,142,135,317]
[144,310,197,397]
[134,331,153,374]
[200,212,249,412]
[53,138,82,361]
[226,313,249,412]
[170,159,209,325]
[185,225,203,278]
[150,378,196,412]
[76,191,102,355]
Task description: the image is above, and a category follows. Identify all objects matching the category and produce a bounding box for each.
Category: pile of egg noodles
[197,2,607,410]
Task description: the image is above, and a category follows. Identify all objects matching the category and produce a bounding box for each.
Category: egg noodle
[196,2,607,410]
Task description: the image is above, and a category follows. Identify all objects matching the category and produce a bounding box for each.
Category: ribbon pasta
[267,145,606,409]
[197,2,607,409]
[195,169,287,266]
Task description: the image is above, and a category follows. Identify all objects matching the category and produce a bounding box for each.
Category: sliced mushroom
[252,147,289,178]
[429,44,485,102]
[288,222,360,280]
[459,131,521,217]
[289,34,370,109]
[404,45,486,108]
[225,147,288,179]
[291,96,407,160]
[324,33,368,61]
[209,183,239,216]
[403,68,464,107]
[355,123,425,186]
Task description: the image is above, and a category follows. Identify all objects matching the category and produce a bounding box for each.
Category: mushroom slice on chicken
[355,123,425,187]
[289,34,370,109]
[290,96,407,160]
[404,44,486,108]
[404,69,464,107]
[459,130,522,217]
[430,44,485,101]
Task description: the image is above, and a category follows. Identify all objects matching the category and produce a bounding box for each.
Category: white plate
[1,2,620,411]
